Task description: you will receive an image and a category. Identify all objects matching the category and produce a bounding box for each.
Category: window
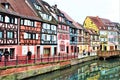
[24,33,28,39]
[28,33,31,39]
[71,37,74,41]
[24,19,28,26]
[47,35,50,41]
[79,30,82,34]
[51,25,56,31]
[9,17,18,24]
[66,35,68,40]
[5,16,10,23]
[24,33,36,39]
[15,18,18,24]
[0,31,3,38]
[42,34,50,41]
[44,48,50,55]
[31,34,36,39]
[34,3,41,10]
[60,45,65,51]
[20,19,24,25]
[5,4,9,9]
[22,19,35,26]
[39,12,52,21]
[58,25,61,29]
[51,35,56,41]
[36,34,38,39]
[10,18,14,24]
[10,48,15,59]
[43,23,50,29]
[64,25,66,30]
[97,36,99,40]
[0,15,4,22]
[60,34,62,39]
[45,34,47,40]
[34,22,37,27]
[7,31,14,38]
[67,26,69,30]
[93,47,95,50]
[100,38,103,42]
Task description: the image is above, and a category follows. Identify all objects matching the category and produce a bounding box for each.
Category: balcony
[100,35,107,38]
[70,41,78,45]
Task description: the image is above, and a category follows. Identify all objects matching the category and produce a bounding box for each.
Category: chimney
[52,4,57,13]
[54,4,57,8]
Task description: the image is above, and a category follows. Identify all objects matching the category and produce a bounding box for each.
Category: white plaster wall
[40,46,43,55]
[22,46,28,55]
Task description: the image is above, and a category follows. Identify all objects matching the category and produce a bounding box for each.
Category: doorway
[37,46,40,59]
[10,48,15,59]
[104,46,107,51]
[66,46,69,53]
[54,47,57,55]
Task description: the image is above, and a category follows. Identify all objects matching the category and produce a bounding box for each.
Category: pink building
[52,6,70,55]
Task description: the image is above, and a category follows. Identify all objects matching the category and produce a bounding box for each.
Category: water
[25,58,120,80]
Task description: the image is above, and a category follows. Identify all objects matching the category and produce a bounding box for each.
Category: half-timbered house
[0,2,19,60]
[50,6,70,55]
[0,0,42,59]
[28,0,57,56]
[63,12,79,55]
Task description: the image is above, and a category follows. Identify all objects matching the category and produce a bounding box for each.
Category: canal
[24,58,120,80]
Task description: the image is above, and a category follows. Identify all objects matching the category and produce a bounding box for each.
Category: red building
[0,0,41,60]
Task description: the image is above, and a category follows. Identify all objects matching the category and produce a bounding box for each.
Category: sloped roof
[61,10,83,29]
[88,16,113,30]
[88,16,104,29]
[0,6,19,16]
[76,22,84,29]
[0,0,40,20]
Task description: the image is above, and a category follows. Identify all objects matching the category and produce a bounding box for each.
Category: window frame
[0,31,3,39]
[7,31,14,39]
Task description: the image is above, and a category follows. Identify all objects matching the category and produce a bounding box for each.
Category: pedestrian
[83,50,86,55]
[88,51,90,56]
[27,51,32,60]
[0,51,3,62]
[3,49,10,61]
[58,52,60,56]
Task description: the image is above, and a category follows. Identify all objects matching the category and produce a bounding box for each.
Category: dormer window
[34,3,41,10]
[5,3,9,9]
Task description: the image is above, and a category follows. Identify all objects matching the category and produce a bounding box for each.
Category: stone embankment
[0,56,97,80]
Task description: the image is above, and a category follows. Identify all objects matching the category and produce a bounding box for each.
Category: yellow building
[83,16,100,54]
[83,16,99,34]
[83,16,118,51]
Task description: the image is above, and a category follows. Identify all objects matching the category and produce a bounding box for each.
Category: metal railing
[0,53,78,67]
[97,50,120,57]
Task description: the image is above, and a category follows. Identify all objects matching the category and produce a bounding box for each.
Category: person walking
[88,51,90,56]
[27,51,32,60]
[0,51,3,62]
[83,49,86,55]
[3,49,10,61]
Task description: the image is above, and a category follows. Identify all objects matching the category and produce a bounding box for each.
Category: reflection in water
[25,58,120,80]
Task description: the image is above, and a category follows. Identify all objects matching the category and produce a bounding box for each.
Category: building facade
[0,0,42,59]
[28,0,58,56]
[83,16,100,54]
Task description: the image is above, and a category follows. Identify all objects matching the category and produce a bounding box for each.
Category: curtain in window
[5,16,10,23]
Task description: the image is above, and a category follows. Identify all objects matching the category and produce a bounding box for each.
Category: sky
[43,0,120,24]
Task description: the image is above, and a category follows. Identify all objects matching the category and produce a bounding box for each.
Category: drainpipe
[17,18,20,56]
